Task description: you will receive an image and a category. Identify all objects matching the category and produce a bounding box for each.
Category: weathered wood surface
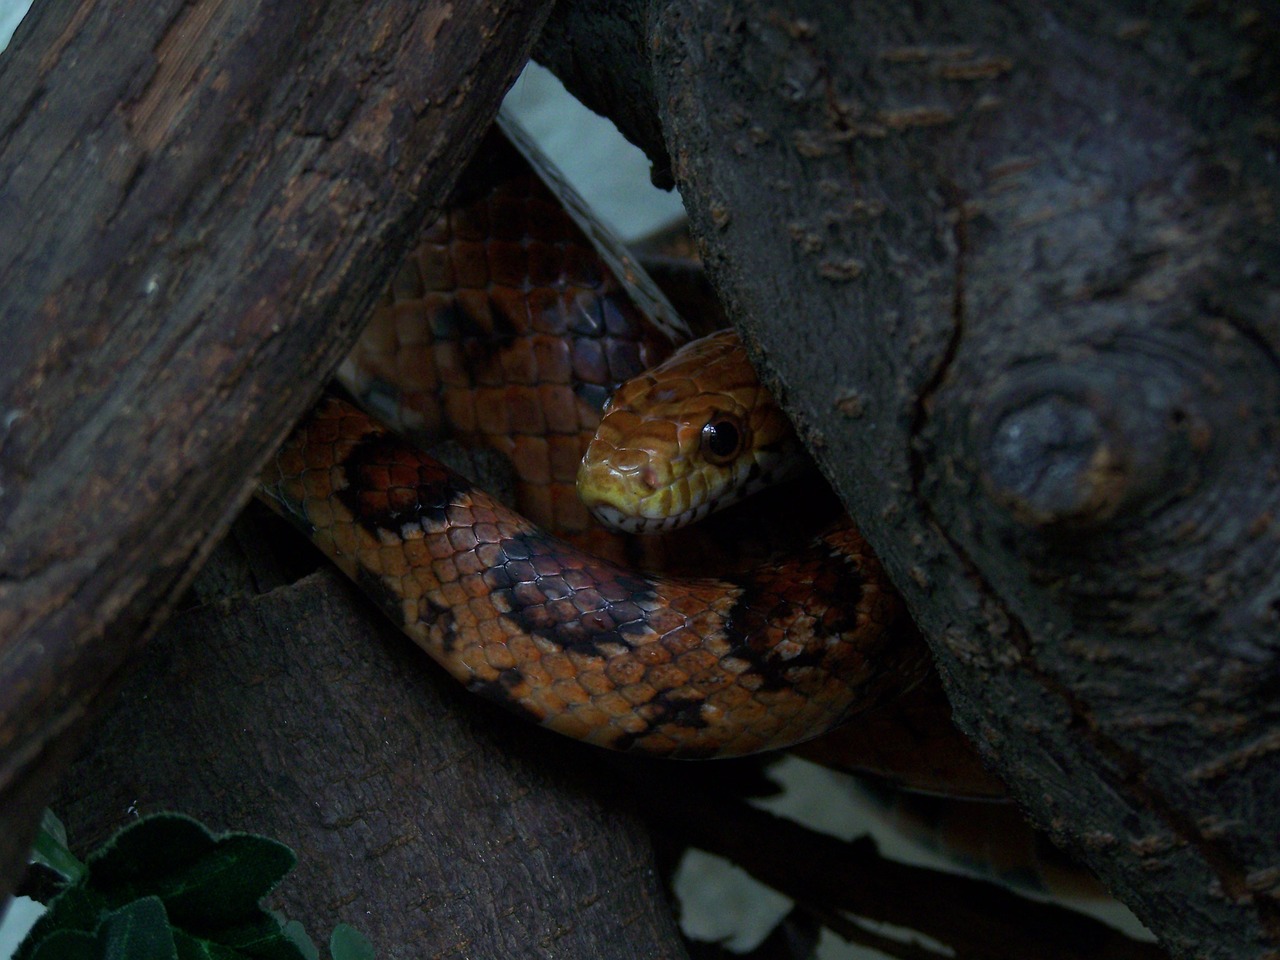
[540,3,1280,958]
[52,517,690,960]
[0,0,553,902]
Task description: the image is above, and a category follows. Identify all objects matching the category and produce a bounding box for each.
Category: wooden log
[0,0,553,902]
[51,522,690,959]
[539,3,1280,957]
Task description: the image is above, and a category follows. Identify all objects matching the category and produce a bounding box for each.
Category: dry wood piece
[540,3,1280,957]
[52,532,689,960]
[0,0,554,901]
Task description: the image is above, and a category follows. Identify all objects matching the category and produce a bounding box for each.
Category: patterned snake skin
[257,129,931,757]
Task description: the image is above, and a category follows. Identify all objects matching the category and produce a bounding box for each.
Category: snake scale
[257,126,932,758]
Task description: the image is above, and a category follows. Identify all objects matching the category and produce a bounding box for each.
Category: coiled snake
[257,126,931,758]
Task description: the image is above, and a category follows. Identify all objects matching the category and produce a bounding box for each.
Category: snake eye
[700,416,745,465]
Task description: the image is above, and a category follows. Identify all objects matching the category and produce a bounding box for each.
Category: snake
[256,126,932,758]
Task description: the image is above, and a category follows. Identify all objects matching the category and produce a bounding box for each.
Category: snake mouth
[585,500,714,535]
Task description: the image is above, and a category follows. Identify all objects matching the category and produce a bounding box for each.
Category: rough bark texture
[0,0,553,903]
[541,2,1280,958]
[51,514,689,960]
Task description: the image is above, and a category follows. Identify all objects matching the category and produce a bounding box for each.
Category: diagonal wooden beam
[0,0,555,901]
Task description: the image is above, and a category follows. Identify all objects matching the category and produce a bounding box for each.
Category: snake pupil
[702,418,742,463]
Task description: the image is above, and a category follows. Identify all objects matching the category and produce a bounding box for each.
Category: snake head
[577,329,806,534]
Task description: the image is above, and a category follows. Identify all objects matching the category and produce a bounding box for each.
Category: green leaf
[27,897,179,960]
[30,809,86,883]
[15,814,302,960]
[27,929,97,960]
[280,920,320,960]
[15,885,108,960]
[329,924,375,960]
[96,896,180,960]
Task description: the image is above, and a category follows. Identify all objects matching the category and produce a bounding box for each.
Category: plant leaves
[27,897,179,960]
[30,809,86,883]
[15,814,303,960]
[329,924,375,960]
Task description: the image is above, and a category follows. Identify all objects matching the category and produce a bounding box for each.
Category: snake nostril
[640,466,660,490]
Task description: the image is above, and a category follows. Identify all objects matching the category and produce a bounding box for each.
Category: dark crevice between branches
[612,757,1165,960]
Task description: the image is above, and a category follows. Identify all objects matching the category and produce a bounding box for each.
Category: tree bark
[540,3,1280,958]
[51,514,689,960]
[0,0,553,903]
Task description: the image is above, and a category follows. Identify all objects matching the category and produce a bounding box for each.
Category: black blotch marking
[352,565,456,647]
[467,669,547,726]
[720,539,869,692]
[612,689,712,754]
[484,529,660,659]
[335,434,473,539]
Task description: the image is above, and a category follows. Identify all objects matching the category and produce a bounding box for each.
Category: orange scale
[474,388,512,436]
[515,481,553,529]
[449,240,491,287]
[765,696,806,720]
[394,345,440,394]
[577,670,615,697]
[441,389,476,433]
[605,657,648,687]
[551,678,591,706]
[379,545,409,578]
[675,649,721,678]
[547,433,585,481]
[482,639,517,671]
[509,435,551,484]
[567,702,610,731]
[446,525,478,552]
[640,732,679,754]
[305,498,335,529]
[631,642,673,667]
[525,287,567,335]
[647,608,692,638]
[543,654,577,680]
[459,643,497,682]
[539,385,580,435]
[439,580,469,608]
[472,612,508,643]
[645,663,691,690]
[431,558,461,585]
[454,551,486,579]
[460,573,492,601]
[709,683,753,709]
[547,711,588,740]
[530,336,572,383]
[497,341,539,385]
[506,387,548,435]
[596,691,637,721]
[619,682,657,706]
[431,339,468,385]
[426,534,458,561]
[506,633,543,666]
[535,689,567,715]
[464,521,497,545]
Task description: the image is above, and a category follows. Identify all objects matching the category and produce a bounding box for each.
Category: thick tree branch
[540,2,1280,957]
[52,532,690,960]
[0,0,553,901]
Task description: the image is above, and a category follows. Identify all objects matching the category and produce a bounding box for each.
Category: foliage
[17,813,374,960]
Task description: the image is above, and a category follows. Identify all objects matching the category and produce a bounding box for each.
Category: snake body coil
[262,397,916,756]
[258,133,929,757]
